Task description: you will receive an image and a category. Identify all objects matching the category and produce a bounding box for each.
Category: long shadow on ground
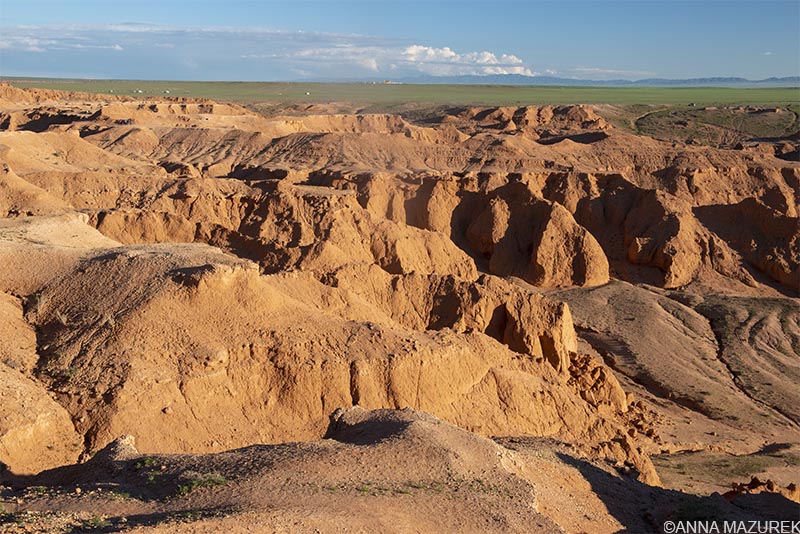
[557,453,800,533]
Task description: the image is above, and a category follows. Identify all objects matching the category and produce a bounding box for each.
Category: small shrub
[178,510,203,521]
[59,367,77,382]
[83,515,111,529]
[133,456,158,471]
[176,472,228,496]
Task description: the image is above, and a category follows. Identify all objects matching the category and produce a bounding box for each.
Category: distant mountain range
[374,75,800,87]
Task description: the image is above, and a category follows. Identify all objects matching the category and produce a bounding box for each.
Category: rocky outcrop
[0,293,82,474]
[21,241,637,469]
[724,477,800,504]
[465,183,609,287]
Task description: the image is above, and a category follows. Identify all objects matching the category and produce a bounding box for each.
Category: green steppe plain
[3,78,799,106]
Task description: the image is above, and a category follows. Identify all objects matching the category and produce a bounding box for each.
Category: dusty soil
[0,83,797,532]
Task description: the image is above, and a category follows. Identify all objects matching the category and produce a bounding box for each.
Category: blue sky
[0,1,797,81]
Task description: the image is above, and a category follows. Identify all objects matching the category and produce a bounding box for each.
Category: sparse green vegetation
[653,448,798,491]
[176,472,228,496]
[0,511,27,525]
[635,105,798,146]
[133,456,159,471]
[766,450,800,466]
[59,366,77,382]
[132,456,165,486]
[319,479,455,497]
[82,515,111,529]
[177,510,204,521]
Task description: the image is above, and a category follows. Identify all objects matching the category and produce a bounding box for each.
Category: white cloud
[764,51,772,56]
[266,44,396,74]
[68,43,124,51]
[252,42,537,77]
[0,23,536,79]
[359,57,379,72]
[0,36,55,53]
[0,28,124,53]
[400,45,535,76]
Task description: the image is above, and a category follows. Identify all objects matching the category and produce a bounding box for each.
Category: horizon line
[2,74,799,87]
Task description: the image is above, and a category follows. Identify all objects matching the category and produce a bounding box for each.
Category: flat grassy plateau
[3,77,798,106]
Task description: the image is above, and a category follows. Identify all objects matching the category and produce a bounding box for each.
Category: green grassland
[3,77,799,107]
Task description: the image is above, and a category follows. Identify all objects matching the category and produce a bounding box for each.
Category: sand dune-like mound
[5,408,795,533]
[0,163,69,216]
[0,214,119,295]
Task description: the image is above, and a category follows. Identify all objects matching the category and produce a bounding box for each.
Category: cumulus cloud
[400,45,536,76]
[0,23,537,80]
[250,42,537,77]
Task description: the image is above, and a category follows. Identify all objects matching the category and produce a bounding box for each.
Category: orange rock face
[0,84,796,502]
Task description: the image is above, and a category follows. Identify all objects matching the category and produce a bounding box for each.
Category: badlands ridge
[0,84,797,532]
